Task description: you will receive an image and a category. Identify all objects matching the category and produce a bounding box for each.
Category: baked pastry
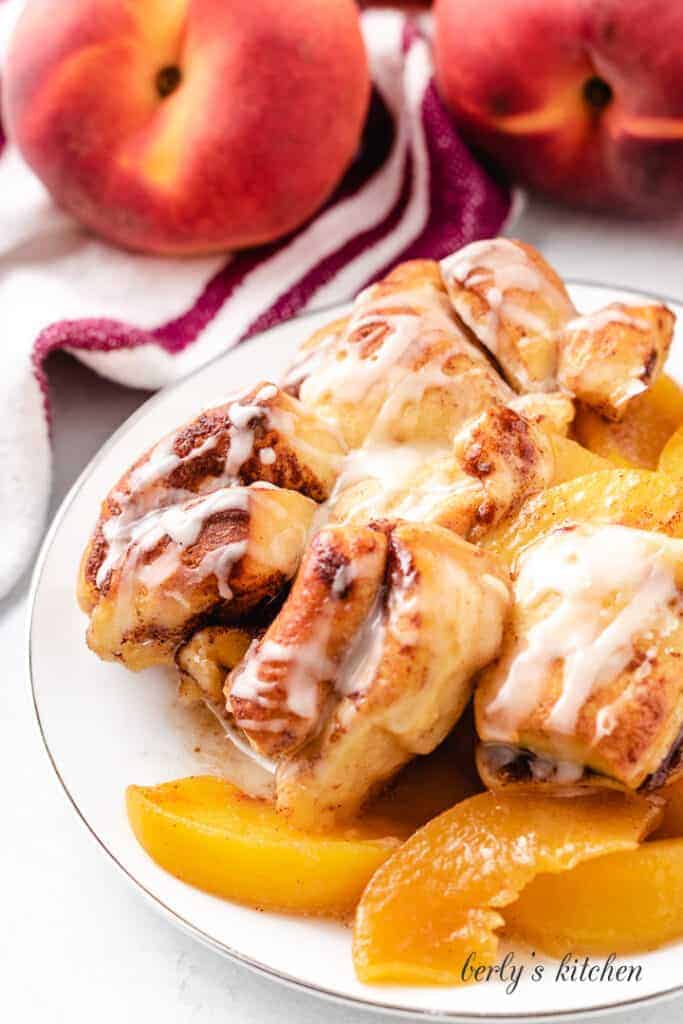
[79,236,681,828]
[289,259,511,450]
[557,303,673,421]
[476,522,683,793]
[330,403,555,540]
[441,238,672,424]
[227,521,510,829]
[78,383,344,669]
[441,238,576,393]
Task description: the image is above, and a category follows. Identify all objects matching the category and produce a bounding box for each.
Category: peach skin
[4,0,370,254]
[435,0,683,216]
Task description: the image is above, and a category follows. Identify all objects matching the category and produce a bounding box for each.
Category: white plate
[28,282,683,1021]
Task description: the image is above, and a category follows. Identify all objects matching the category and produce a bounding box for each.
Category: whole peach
[4,0,369,254]
[434,0,683,216]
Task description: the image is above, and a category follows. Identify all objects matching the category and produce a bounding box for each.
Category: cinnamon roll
[290,259,511,450]
[441,239,672,427]
[557,303,673,421]
[79,482,316,670]
[78,383,344,669]
[476,522,683,794]
[227,521,511,829]
[441,238,576,393]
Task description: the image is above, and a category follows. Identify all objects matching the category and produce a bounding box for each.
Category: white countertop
[3,199,683,1024]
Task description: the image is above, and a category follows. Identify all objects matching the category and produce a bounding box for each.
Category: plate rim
[26,281,683,1023]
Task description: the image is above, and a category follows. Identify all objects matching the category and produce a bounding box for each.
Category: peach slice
[505,840,683,956]
[573,374,683,470]
[549,434,612,485]
[654,779,683,839]
[127,776,401,917]
[352,791,658,985]
[484,468,683,567]
[659,425,683,479]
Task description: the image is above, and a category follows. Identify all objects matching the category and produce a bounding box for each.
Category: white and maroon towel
[0,1,516,598]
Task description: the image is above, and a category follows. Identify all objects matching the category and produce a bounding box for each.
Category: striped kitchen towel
[0,2,515,598]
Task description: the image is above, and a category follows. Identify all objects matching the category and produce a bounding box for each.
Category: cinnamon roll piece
[331,404,555,542]
[441,239,676,425]
[79,483,316,671]
[557,303,673,421]
[290,259,511,449]
[92,382,345,535]
[228,524,388,758]
[177,626,252,706]
[78,382,345,670]
[226,521,511,830]
[476,522,683,794]
[441,238,576,393]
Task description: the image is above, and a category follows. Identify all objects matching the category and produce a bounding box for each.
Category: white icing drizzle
[326,440,444,524]
[299,280,486,411]
[259,447,276,465]
[223,398,268,477]
[191,540,249,600]
[486,524,680,740]
[231,628,337,723]
[97,383,296,597]
[441,238,574,389]
[564,305,651,335]
[97,487,250,589]
[230,546,386,723]
[127,433,218,494]
[334,592,386,697]
[120,382,283,516]
[202,698,277,774]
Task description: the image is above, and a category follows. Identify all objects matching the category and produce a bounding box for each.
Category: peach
[653,778,683,839]
[434,0,683,216]
[573,375,683,470]
[505,840,683,957]
[127,776,401,917]
[484,468,683,566]
[549,434,613,485]
[352,790,658,985]
[659,425,683,479]
[4,0,369,254]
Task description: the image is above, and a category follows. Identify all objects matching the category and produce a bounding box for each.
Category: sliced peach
[484,468,683,567]
[127,776,401,917]
[659,425,683,479]
[654,778,683,839]
[573,374,683,470]
[352,791,658,985]
[505,840,683,956]
[550,434,612,485]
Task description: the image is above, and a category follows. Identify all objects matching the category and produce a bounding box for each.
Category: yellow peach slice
[550,434,612,485]
[484,468,683,567]
[573,374,683,470]
[127,776,401,917]
[659,425,683,479]
[653,779,683,839]
[352,791,658,985]
[505,840,683,956]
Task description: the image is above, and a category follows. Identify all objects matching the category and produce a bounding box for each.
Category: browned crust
[82,383,341,596]
[228,524,389,758]
[558,303,675,422]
